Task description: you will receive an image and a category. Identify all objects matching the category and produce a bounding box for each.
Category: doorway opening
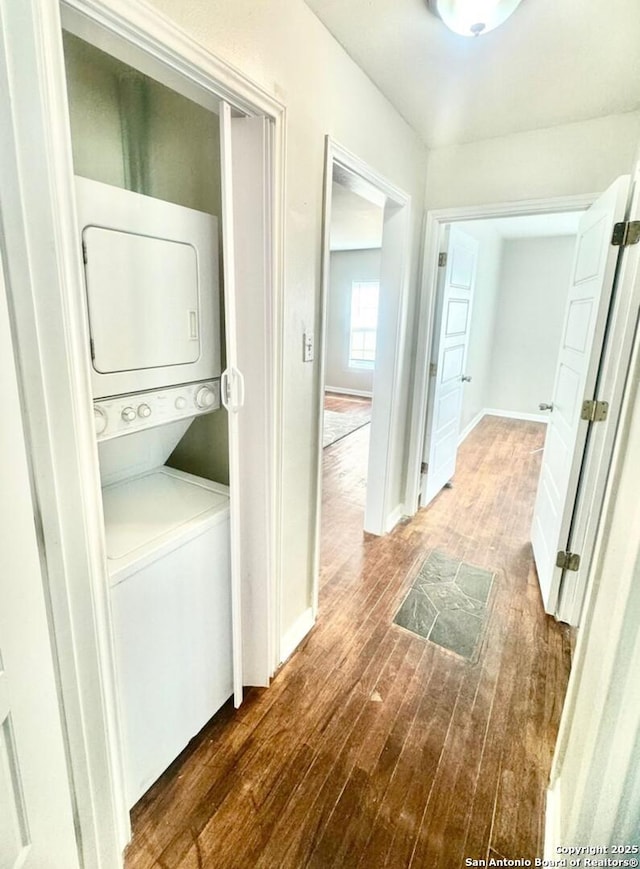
[420,211,582,499]
[408,181,633,631]
[319,173,384,572]
[313,139,412,615]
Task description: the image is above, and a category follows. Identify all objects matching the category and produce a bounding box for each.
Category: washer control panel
[93,379,220,441]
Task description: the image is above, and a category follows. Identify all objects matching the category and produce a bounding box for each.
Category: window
[349,281,379,370]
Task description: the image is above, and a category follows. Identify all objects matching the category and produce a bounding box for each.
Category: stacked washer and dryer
[76,176,233,808]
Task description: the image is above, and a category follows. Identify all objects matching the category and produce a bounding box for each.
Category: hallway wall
[487,235,575,417]
[425,111,640,210]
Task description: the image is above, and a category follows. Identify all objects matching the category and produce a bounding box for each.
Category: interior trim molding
[280,607,315,664]
[544,780,561,860]
[483,408,549,424]
[457,410,485,445]
[385,502,407,533]
[324,385,373,398]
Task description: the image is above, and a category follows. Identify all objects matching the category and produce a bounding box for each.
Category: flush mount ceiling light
[427,0,524,37]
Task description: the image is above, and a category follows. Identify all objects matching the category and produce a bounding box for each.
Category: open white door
[220,104,273,705]
[531,175,630,615]
[0,260,80,868]
[420,226,478,506]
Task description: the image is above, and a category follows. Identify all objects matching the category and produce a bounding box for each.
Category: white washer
[103,465,232,808]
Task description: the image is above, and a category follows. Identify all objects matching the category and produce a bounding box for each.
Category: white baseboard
[484,408,549,424]
[544,780,561,859]
[325,385,373,398]
[458,410,485,445]
[279,607,315,664]
[385,503,406,533]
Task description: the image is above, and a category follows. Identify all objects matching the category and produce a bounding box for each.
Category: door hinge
[89,338,95,360]
[556,550,581,572]
[611,220,640,247]
[82,241,88,264]
[581,399,609,422]
[438,252,447,268]
[429,362,437,377]
[421,461,428,474]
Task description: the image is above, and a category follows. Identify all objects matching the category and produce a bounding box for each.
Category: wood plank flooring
[125,414,572,869]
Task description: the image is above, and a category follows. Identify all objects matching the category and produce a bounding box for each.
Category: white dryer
[75,175,221,399]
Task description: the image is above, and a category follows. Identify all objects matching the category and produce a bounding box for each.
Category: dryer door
[83,227,200,374]
[75,176,220,399]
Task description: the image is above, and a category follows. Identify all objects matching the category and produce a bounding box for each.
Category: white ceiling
[304,0,640,148]
[330,182,384,250]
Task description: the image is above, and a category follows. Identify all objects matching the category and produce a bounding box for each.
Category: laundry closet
[61,28,273,812]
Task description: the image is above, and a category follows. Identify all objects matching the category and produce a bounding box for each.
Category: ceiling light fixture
[427,0,524,37]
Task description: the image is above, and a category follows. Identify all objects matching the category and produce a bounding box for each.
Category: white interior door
[531,175,630,615]
[220,104,273,704]
[421,226,478,506]
[0,259,80,868]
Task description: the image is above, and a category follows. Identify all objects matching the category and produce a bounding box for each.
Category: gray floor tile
[456,563,494,603]
[393,550,495,660]
[393,588,437,638]
[429,608,484,660]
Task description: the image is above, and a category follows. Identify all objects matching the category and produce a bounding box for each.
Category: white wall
[145,0,429,636]
[426,111,640,210]
[456,221,503,432]
[63,31,221,214]
[325,249,380,394]
[487,235,576,417]
[454,229,575,434]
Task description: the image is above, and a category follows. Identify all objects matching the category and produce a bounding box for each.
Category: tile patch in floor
[394,549,494,661]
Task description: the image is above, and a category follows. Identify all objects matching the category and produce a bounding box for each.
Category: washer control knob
[195,385,215,409]
[175,396,187,410]
[137,403,152,419]
[94,406,108,435]
[121,406,136,423]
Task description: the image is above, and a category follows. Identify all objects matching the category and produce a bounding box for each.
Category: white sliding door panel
[0,255,79,867]
[531,176,629,615]
[421,227,478,506]
[221,104,273,702]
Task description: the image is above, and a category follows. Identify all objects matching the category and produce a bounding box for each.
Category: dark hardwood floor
[125,414,571,869]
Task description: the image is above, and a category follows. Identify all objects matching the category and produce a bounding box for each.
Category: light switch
[303,330,314,362]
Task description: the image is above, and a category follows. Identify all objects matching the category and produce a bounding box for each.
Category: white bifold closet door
[220,103,273,705]
[0,252,80,868]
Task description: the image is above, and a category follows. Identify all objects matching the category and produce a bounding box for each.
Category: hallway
[125,415,571,868]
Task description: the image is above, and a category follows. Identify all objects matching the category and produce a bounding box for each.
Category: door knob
[461,375,472,382]
[539,402,554,411]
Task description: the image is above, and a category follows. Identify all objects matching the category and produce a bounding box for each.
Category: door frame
[312,137,412,614]
[0,0,286,863]
[407,184,640,625]
[405,190,640,626]
[407,192,597,516]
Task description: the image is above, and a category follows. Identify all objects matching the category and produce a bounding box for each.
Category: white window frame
[349,279,379,370]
